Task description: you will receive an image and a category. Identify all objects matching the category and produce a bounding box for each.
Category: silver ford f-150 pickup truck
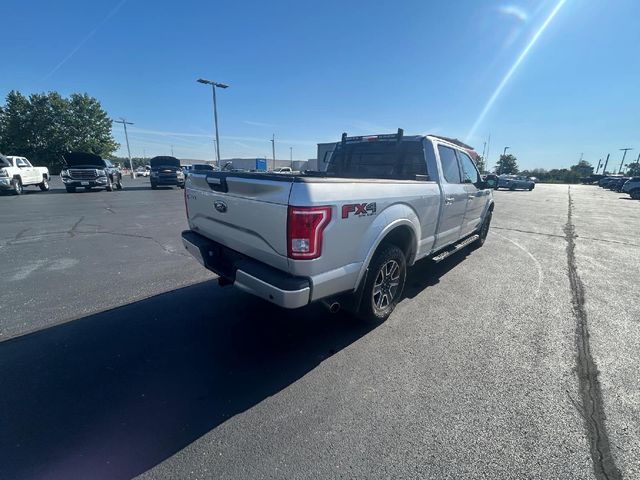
[182,130,495,322]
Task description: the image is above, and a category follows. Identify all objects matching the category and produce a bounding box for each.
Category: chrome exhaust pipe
[322,299,341,314]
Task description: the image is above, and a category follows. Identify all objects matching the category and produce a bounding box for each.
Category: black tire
[65,186,76,193]
[151,182,158,190]
[39,177,50,191]
[358,244,407,323]
[12,178,23,195]
[116,176,123,190]
[473,209,493,249]
[528,185,534,191]
[105,176,113,191]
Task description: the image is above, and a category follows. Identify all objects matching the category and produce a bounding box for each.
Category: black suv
[61,152,123,193]
[150,156,185,189]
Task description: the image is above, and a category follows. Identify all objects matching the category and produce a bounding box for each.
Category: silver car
[497,175,535,191]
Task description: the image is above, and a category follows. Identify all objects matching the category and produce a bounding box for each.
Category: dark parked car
[149,156,185,189]
[622,177,640,199]
[61,152,122,193]
[598,176,622,187]
[608,177,630,192]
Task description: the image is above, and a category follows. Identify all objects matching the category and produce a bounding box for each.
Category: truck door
[16,158,35,184]
[434,144,467,249]
[457,150,486,236]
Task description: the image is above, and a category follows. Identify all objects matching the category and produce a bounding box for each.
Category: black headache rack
[341,128,405,144]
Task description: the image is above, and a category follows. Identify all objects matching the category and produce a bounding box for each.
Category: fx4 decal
[342,202,377,219]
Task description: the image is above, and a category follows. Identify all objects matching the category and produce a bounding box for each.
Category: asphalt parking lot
[1,179,638,479]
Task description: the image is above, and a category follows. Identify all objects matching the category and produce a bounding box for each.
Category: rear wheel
[528,185,534,191]
[12,178,23,195]
[358,244,406,324]
[116,176,123,190]
[39,177,50,191]
[105,176,113,191]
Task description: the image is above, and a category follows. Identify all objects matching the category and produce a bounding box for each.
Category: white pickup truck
[0,154,50,195]
[182,130,496,322]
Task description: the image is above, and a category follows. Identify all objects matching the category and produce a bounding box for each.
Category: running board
[432,234,480,263]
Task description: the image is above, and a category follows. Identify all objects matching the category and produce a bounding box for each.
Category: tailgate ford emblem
[214,200,227,213]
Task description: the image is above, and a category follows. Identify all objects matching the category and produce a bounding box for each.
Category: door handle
[445,197,455,205]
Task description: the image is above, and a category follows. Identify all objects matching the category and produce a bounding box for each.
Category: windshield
[327,141,427,179]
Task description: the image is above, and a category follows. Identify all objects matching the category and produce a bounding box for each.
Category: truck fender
[353,203,421,290]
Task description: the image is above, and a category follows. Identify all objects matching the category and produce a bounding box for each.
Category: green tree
[570,159,593,176]
[628,162,640,177]
[495,154,519,175]
[0,90,118,172]
[474,155,486,173]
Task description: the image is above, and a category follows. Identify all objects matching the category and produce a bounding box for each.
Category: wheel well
[377,225,415,264]
[488,202,495,212]
[12,175,21,182]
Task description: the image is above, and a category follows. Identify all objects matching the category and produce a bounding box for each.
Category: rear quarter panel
[288,180,441,299]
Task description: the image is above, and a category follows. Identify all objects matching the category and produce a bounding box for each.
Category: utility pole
[619,148,633,174]
[481,142,487,161]
[171,145,174,156]
[595,159,602,174]
[113,118,134,178]
[602,153,610,175]
[579,152,584,163]
[486,134,491,172]
[271,134,276,171]
[500,146,510,175]
[290,147,293,169]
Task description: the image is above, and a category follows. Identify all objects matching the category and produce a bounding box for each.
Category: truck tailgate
[186,173,293,271]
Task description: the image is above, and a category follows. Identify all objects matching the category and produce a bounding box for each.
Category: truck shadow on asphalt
[403,249,470,299]
[0,254,464,480]
[0,281,374,479]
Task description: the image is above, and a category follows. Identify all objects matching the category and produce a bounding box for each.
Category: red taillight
[287,206,332,260]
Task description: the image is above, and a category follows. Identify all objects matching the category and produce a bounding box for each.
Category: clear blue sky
[2,0,639,170]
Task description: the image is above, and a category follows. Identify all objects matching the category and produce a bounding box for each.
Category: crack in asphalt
[492,226,566,239]
[565,186,622,480]
[494,225,640,249]
[69,216,85,238]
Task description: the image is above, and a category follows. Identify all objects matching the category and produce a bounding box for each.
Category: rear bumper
[181,230,311,309]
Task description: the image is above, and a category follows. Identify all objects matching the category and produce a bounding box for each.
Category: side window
[16,158,28,167]
[438,145,461,183]
[457,151,480,184]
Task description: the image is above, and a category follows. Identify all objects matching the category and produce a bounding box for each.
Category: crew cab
[61,152,123,192]
[497,175,535,191]
[150,156,185,189]
[0,154,50,195]
[182,130,495,322]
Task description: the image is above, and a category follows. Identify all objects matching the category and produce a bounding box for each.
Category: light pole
[619,148,633,174]
[290,146,293,169]
[500,146,510,174]
[113,118,134,178]
[197,78,229,168]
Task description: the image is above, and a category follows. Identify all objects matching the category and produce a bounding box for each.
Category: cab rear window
[326,141,427,179]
